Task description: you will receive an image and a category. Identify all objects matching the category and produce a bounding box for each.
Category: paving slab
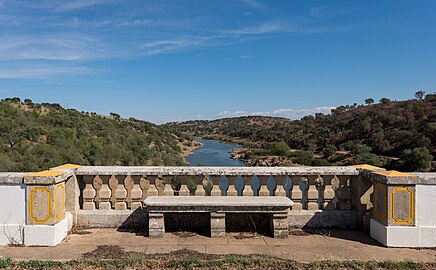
[2,228,436,262]
[205,244,253,255]
[178,235,228,246]
[144,245,205,254]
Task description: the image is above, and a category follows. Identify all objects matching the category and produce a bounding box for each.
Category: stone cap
[352,164,386,178]
[76,166,359,176]
[0,172,28,184]
[408,173,436,185]
[144,196,293,212]
[371,170,417,185]
[24,170,73,185]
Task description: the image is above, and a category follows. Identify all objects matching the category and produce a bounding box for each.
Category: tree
[323,144,337,157]
[24,99,33,106]
[379,98,391,105]
[414,91,425,101]
[401,147,433,172]
[270,141,290,156]
[365,98,374,105]
[109,112,121,120]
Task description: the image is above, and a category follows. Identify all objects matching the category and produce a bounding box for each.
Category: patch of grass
[0,258,12,268]
[1,251,434,270]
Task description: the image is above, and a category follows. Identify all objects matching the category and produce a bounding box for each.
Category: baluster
[250,175,261,196]
[124,175,134,208]
[323,175,337,210]
[242,176,253,196]
[162,175,174,196]
[155,175,165,196]
[93,175,102,208]
[203,176,213,196]
[266,175,277,196]
[315,175,324,210]
[130,175,143,209]
[143,175,159,197]
[115,175,127,210]
[290,176,301,209]
[337,176,352,210]
[275,175,287,197]
[187,176,197,196]
[226,175,237,196]
[195,176,206,196]
[82,175,96,210]
[178,176,189,196]
[234,175,245,196]
[170,176,181,196]
[218,175,229,196]
[331,175,340,209]
[98,175,112,210]
[299,177,309,209]
[210,175,222,196]
[258,175,270,196]
[307,176,319,210]
[108,175,118,208]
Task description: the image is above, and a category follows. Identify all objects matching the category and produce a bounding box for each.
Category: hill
[0,98,195,172]
[169,94,435,171]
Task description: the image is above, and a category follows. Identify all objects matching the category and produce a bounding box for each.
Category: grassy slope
[0,99,192,172]
[169,95,435,171]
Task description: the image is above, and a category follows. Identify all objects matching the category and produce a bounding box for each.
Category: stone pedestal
[210,212,225,238]
[273,212,289,238]
[149,213,165,237]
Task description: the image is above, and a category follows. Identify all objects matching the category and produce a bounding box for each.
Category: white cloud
[242,0,269,11]
[56,0,115,11]
[310,6,357,18]
[218,106,335,120]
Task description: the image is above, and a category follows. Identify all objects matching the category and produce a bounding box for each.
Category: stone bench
[144,196,293,238]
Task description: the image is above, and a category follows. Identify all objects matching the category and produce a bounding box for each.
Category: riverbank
[179,139,203,159]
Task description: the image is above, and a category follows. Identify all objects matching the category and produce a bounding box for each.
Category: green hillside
[170,94,435,171]
[0,98,191,172]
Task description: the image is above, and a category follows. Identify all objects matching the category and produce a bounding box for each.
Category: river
[186,138,245,166]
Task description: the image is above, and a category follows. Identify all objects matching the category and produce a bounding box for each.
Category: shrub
[270,141,290,156]
[401,147,433,171]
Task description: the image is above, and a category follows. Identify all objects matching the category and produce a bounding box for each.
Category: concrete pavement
[0,228,435,262]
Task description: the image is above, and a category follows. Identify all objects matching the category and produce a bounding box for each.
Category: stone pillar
[369,170,417,247]
[273,212,288,238]
[210,212,226,238]
[352,164,386,231]
[24,169,73,246]
[149,213,165,237]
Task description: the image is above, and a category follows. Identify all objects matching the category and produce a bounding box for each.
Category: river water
[186,138,245,167]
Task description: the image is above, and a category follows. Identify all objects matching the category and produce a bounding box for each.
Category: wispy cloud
[310,6,357,18]
[0,64,91,79]
[55,0,115,11]
[218,106,335,120]
[0,1,363,80]
[242,0,269,12]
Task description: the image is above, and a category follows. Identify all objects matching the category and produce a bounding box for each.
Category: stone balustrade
[75,166,359,212]
[1,163,435,248]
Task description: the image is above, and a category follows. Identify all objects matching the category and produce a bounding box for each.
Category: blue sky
[1,0,435,123]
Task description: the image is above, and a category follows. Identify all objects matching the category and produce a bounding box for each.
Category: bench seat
[144,196,293,238]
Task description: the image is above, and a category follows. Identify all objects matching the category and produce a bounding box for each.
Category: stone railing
[2,163,435,247]
[75,166,359,212]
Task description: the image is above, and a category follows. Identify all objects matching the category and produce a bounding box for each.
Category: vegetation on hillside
[0,98,191,172]
[170,93,435,171]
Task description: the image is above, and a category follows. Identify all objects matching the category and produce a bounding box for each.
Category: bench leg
[149,213,165,238]
[211,212,226,238]
[273,212,288,238]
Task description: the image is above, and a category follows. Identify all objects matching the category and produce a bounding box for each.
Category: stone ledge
[410,173,436,185]
[24,170,73,185]
[76,166,359,176]
[0,172,28,184]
